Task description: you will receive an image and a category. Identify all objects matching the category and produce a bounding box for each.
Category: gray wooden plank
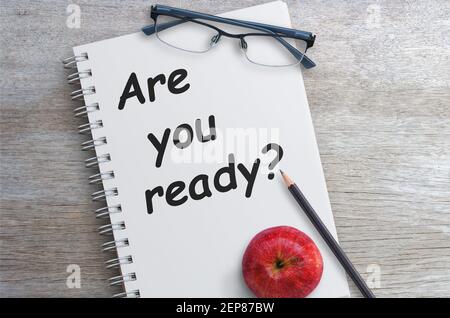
[1,0,449,297]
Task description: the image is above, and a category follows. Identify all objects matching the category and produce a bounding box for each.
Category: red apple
[242,226,323,298]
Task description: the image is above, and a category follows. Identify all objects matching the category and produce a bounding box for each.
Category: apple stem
[274,256,299,269]
[275,259,285,269]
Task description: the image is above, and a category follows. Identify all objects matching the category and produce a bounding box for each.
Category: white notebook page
[74,1,350,297]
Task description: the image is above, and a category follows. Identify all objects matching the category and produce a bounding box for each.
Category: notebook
[65,1,350,297]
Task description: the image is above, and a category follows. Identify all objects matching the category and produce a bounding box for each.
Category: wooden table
[1,0,449,297]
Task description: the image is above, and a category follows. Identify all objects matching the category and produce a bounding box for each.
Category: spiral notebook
[64,1,350,297]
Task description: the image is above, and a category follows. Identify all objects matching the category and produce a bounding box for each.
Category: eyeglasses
[141,4,316,68]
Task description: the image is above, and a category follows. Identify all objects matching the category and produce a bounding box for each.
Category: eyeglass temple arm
[152,5,315,43]
[142,20,182,35]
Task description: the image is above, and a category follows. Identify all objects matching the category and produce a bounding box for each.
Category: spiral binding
[71,87,96,100]
[112,290,140,298]
[91,188,118,201]
[102,238,129,252]
[67,70,92,84]
[78,120,103,134]
[74,104,100,118]
[98,221,126,235]
[81,136,107,151]
[63,54,139,298]
[105,256,133,269]
[63,53,88,69]
[89,171,115,185]
[85,154,111,168]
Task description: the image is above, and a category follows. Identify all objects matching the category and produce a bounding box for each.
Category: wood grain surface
[1,0,449,297]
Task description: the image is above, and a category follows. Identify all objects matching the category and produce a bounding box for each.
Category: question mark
[261,143,284,180]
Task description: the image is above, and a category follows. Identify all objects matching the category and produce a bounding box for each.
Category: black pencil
[280,170,375,298]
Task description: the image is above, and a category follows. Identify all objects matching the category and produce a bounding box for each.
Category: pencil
[280,170,375,298]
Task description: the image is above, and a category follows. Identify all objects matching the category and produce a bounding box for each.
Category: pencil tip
[280,170,294,186]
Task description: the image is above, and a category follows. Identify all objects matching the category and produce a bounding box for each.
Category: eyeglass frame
[141,4,317,68]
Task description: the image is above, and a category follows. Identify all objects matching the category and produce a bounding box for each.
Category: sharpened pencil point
[280,170,294,187]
